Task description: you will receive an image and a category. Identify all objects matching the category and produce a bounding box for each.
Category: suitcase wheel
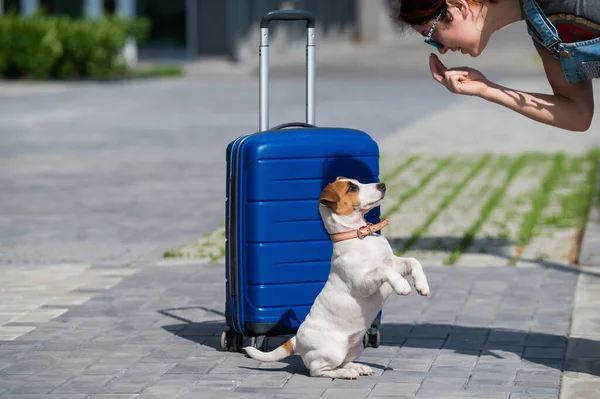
[363,328,380,349]
[250,335,270,352]
[221,329,244,352]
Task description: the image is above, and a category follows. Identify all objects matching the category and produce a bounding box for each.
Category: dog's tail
[243,336,296,362]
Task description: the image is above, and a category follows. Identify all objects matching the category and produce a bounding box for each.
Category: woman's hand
[429,53,491,97]
[426,49,594,131]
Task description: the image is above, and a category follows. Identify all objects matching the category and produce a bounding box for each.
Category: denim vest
[522,0,600,83]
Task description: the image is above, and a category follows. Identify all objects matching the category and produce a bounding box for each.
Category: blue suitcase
[221,10,382,353]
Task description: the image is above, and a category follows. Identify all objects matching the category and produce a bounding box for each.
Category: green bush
[0,12,150,80]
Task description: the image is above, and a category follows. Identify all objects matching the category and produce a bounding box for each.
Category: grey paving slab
[560,267,600,399]
[0,262,591,398]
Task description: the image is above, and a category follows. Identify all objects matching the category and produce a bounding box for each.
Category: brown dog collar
[329,218,389,242]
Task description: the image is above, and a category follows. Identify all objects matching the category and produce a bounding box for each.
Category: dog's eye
[347,183,359,193]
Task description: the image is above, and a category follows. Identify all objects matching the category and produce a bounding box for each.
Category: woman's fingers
[444,69,470,78]
[447,74,465,93]
[429,53,446,83]
[428,54,489,96]
[430,54,471,85]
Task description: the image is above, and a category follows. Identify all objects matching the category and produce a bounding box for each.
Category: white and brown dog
[244,177,430,379]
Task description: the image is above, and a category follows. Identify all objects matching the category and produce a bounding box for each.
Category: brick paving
[0,262,583,398]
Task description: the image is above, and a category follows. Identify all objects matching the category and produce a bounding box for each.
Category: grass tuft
[400,154,492,253]
[444,154,528,265]
[382,156,454,219]
[510,153,566,264]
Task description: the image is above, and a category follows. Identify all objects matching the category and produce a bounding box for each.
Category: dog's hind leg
[309,360,360,379]
[340,343,373,376]
[341,362,374,376]
[305,348,360,379]
[394,256,430,296]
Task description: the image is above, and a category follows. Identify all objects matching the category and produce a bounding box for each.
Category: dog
[243,177,430,379]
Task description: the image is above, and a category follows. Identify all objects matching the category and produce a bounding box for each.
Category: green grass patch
[399,154,492,253]
[380,155,419,183]
[510,153,566,264]
[130,65,184,79]
[162,224,226,260]
[596,149,600,210]
[542,149,600,229]
[381,156,454,219]
[163,249,183,258]
[444,154,528,264]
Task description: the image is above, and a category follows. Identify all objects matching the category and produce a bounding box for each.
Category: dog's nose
[377,183,386,192]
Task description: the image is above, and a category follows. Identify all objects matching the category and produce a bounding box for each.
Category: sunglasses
[424,9,445,49]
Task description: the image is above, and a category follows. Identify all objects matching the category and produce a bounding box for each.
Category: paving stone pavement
[0,261,594,399]
[560,267,600,398]
[0,264,138,341]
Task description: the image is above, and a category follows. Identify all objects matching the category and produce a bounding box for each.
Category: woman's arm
[429,51,595,132]
[481,49,594,132]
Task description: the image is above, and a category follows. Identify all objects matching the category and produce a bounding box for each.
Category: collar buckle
[357,229,365,240]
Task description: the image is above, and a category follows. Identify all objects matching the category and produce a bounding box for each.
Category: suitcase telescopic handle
[269,122,317,130]
[260,10,316,28]
[259,10,316,132]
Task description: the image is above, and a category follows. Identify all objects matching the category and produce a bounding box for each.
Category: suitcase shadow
[158,319,600,378]
[157,307,386,376]
[158,306,227,346]
[155,304,600,378]
[320,155,381,188]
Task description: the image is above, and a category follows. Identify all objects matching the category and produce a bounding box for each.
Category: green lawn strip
[380,155,420,183]
[163,224,226,259]
[536,148,599,264]
[510,153,566,264]
[411,155,509,253]
[595,148,600,210]
[163,249,184,258]
[444,154,529,265]
[541,149,600,230]
[381,156,455,219]
[398,154,493,254]
[131,65,184,79]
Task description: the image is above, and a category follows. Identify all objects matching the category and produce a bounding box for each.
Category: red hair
[388,0,498,29]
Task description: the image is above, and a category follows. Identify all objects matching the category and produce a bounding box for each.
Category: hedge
[0,12,150,80]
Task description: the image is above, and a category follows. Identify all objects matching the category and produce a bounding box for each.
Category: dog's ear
[335,176,345,181]
[319,185,340,208]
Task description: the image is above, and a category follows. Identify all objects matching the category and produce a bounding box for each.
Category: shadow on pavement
[159,309,600,378]
[388,235,600,278]
[388,236,512,259]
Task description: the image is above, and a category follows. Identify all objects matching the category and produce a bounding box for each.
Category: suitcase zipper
[229,134,254,335]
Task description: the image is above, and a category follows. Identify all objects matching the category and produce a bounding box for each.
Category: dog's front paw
[415,280,430,296]
[392,278,412,296]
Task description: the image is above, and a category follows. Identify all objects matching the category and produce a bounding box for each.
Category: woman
[388,0,600,131]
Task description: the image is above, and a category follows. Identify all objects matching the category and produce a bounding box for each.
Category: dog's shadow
[162,320,387,377]
[158,306,388,376]
[159,305,600,378]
